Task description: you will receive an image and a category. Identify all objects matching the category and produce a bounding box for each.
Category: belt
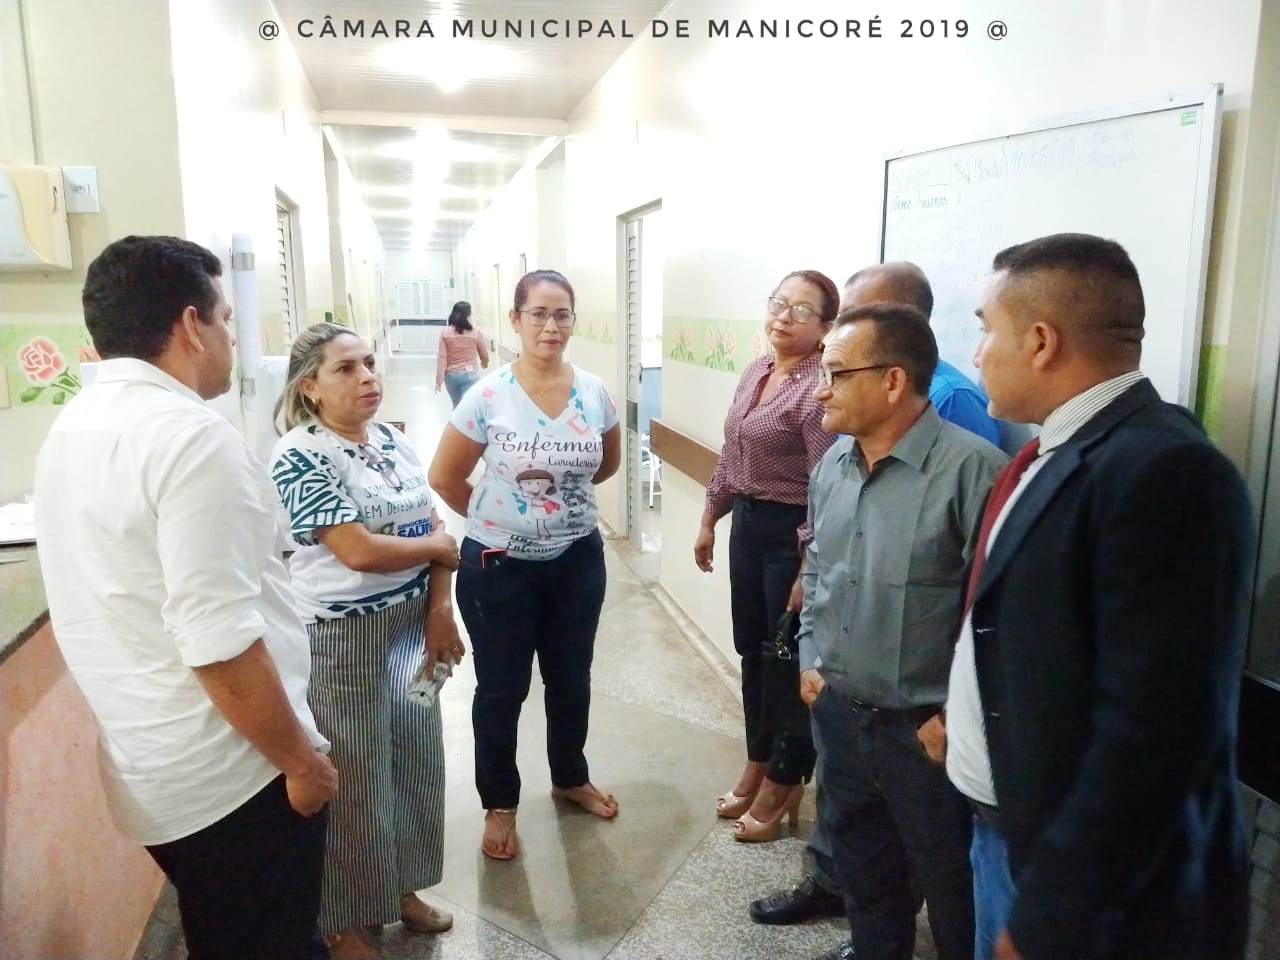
[966,795,1004,831]
[840,693,941,727]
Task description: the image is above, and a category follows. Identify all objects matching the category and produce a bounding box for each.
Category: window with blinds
[392,281,448,319]
[277,206,297,346]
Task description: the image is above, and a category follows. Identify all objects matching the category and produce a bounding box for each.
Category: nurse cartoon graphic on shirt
[514,462,562,539]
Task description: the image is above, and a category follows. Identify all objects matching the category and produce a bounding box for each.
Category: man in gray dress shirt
[798,302,1006,960]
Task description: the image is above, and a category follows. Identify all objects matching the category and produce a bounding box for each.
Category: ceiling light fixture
[376,38,523,94]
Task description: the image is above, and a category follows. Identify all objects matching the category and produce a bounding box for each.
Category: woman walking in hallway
[694,270,839,842]
[435,300,490,407]
[271,323,462,960]
[429,269,621,861]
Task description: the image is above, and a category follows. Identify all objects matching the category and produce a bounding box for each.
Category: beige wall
[167,0,345,426]
[457,140,563,358]
[0,0,385,496]
[320,130,387,355]
[454,0,1276,663]
[0,0,185,500]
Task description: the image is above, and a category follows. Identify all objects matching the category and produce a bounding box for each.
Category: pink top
[435,326,490,388]
[704,352,835,523]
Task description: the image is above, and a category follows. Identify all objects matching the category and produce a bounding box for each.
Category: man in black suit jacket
[944,233,1254,960]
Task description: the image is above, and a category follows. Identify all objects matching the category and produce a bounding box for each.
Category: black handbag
[759,610,811,736]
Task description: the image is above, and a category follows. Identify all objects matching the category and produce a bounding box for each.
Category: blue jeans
[970,815,1015,960]
[444,369,480,407]
[455,531,606,809]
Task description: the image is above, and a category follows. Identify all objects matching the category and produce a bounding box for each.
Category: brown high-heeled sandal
[716,760,766,819]
[733,783,803,843]
[482,808,519,860]
[551,782,619,818]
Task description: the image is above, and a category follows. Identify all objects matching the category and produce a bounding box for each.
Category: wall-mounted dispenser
[0,165,72,271]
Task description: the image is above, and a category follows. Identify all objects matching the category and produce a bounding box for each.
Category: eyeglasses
[767,296,821,325]
[818,364,892,387]
[518,308,576,329]
[358,442,404,492]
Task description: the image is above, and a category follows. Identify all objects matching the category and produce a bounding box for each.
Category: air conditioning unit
[0,165,72,271]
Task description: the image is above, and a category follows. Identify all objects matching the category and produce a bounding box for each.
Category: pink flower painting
[15,334,90,406]
[19,337,66,384]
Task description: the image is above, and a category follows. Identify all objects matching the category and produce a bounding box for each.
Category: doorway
[618,203,665,556]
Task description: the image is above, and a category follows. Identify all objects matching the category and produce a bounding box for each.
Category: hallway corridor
[361,351,853,960]
[136,350,934,960]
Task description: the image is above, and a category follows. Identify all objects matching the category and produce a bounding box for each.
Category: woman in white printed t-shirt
[270,323,462,960]
[429,269,622,862]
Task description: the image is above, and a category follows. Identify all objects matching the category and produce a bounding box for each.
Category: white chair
[640,434,662,507]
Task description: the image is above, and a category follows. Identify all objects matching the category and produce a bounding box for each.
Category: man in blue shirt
[845,263,1003,446]
[929,358,1002,446]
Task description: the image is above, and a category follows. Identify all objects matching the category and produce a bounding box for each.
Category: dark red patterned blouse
[704,352,835,526]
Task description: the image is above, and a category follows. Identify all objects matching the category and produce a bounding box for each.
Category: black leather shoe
[749,872,844,925]
[810,940,855,960]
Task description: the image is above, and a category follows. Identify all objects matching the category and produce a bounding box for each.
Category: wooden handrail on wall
[648,418,719,488]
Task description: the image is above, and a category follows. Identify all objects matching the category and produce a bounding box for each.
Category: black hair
[82,235,223,360]
[991,233,1145,359]
[834,302,939,396]
[447,301,473,332]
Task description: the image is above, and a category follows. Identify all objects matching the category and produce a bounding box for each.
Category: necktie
[963,439,1041,614]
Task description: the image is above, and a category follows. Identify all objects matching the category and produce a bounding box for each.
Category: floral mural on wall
[665,316,763,371]
[703,326,736,371]
[669,325,697,362]
[2,326,100,406]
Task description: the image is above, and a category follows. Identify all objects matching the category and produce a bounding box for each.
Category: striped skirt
[306,592,445,933]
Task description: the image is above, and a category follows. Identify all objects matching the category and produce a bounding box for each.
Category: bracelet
[427,603,453,615]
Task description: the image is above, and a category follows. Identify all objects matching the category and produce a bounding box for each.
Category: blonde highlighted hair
[273,322,358,433]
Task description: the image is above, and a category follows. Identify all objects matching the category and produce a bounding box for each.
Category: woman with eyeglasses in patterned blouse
[269,323,461,960]
[695,270,839,843]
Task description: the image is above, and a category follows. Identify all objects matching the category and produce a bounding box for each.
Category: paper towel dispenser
[0,165,72,271]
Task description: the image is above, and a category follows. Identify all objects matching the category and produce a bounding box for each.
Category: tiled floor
[136,352,938,960]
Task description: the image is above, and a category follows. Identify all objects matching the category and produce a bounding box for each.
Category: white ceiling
[272,0,672,250]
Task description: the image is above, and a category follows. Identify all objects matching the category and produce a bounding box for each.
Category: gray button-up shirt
[798,405,1007,708]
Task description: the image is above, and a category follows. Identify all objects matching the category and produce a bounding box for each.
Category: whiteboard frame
[880,83,1223,410]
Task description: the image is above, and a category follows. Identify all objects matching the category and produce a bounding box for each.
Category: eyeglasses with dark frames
[818,364,892,387]
[766,296,820,324]
[358,442,404,492]
[518,308,577,329]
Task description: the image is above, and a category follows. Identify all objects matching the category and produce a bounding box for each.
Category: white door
[623,217,644,551]
[620,203,664,553]
[276,205,297,347]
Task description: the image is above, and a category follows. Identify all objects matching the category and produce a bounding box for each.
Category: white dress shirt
[946,371,1148,806]
[34,358,326,845]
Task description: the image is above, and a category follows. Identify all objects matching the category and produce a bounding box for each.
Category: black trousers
[812,686,974,960]
[728,496,816,784]
[145,775,329,960]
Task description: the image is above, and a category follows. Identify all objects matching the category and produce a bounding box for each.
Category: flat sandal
[482,807,518,860]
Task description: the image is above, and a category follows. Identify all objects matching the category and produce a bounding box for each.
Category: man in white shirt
[946,233,1253,960]
[34,235,337,960]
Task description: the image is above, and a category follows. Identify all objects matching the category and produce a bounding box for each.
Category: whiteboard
[881,85,1222,408]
